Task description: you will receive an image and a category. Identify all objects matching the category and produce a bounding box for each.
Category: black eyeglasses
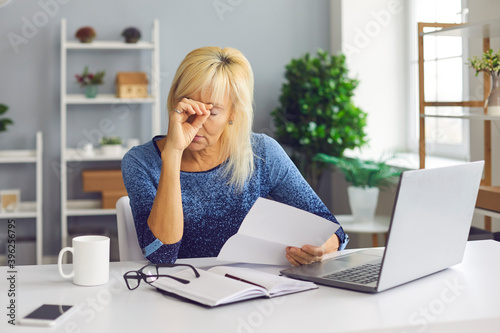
[123,263,200,290]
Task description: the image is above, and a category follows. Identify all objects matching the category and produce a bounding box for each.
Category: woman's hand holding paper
[285,233,341,266]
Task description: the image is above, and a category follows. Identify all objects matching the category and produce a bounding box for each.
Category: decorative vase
[85,85,98,98]
[101,144,122,156]
[347,186,379,222]
[488,75,500,116]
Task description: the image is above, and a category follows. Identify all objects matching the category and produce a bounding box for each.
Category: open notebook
[151,266,317,307]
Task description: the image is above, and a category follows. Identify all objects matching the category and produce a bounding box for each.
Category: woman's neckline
[152,135,225,173]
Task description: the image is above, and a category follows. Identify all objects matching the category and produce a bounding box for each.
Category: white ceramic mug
[58,235,110,286]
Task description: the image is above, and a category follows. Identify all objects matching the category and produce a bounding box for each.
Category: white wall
[329,0,408,248]
[337,0,408,158]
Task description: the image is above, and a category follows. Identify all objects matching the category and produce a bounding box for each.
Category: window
[409,0,469,160]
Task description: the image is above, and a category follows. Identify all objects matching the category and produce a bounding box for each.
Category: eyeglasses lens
[125,271,141,290]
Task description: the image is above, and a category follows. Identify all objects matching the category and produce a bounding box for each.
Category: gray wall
[0,0,332,258]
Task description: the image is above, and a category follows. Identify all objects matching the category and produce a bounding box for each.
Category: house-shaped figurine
[115,72,148,98]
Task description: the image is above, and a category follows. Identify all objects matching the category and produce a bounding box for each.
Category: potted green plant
[0,104,14,133]
[271,50,367,190]
[100,136,123,156]
[469,48,500,115]
[75,66,105,98]
[315,153,401,222]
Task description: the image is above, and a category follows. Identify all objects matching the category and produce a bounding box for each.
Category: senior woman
[121,46,348,266]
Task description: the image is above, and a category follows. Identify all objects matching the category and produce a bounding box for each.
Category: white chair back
[116,196,144,261]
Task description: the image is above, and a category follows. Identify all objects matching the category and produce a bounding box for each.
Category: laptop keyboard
[322,263,381,285]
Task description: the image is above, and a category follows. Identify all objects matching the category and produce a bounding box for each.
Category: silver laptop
[281,161,484,293]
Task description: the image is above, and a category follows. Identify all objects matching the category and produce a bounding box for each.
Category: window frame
[408,0,470,163]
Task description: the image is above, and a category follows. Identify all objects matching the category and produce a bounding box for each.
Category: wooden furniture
[82,169,127,209]
[5,240,500,332]
[59,18,160,248]
[115,72,149,98]
[418,19,500,231]
[0,131,43,264]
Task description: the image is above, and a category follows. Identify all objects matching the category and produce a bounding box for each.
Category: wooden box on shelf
[476,186,500,213]
[0,189,20,213]
[115,72,148,98]
[102,190,127,210]
[82,169,127,209]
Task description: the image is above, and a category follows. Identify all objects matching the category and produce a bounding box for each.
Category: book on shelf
[152,265,317,307]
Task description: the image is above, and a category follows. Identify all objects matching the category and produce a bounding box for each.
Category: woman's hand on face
[285,245,326,266]
[166,97,212,152]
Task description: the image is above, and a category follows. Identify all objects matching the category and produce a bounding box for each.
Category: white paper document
[217,198,339,265]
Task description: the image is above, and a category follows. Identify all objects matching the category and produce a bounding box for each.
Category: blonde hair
[167,46,255,189]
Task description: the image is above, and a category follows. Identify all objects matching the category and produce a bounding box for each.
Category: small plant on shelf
[469,48,500,77]
[122,27,141,43]
[75,66,105,98]
[75,26,96,43]
[100,136,122,145]
[75,66,105,87]
[469,48,500,116]
[0,104,14,133]
[100,136,123,156]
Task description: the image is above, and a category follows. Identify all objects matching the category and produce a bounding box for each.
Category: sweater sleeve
[121,147,181,263]
[261,135,349,250]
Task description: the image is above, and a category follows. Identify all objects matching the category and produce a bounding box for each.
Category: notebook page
[151,268,267,307]
[208,266,317,297]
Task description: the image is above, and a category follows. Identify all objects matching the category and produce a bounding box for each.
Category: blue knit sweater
[121,133,348,263]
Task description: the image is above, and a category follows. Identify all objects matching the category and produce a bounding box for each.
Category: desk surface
[1,240,499,333]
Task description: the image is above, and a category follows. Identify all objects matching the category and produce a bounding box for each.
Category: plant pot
[101,144,122,156]
[85,85,99,98]
[78,38,94,43]
[488,75,500,116]
[124,37,139,43]
[347,186,379,222]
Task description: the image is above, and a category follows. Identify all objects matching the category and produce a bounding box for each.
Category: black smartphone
[18,304,76,327]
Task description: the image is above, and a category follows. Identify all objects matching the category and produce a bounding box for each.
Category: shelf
[418,20,499,233]
[0,201,37,218]
[60,18,160,251]
[65,40,154,50]
[65,148,125,162]
[423,101,484,108]
[66,200,117,216]
[474,207,500,220]
[421,18,500,38]
[0,150,37,163]
[421,112,500,121]
[65,94,155,105]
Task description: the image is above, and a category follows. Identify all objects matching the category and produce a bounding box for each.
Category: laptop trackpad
[285,250,383,278]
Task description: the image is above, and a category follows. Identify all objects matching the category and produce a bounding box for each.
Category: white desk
[337,215,391,247]
[1,240,499,333]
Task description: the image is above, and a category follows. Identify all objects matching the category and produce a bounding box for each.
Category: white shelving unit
[419,19,500,230]
[0,131,43,264]
[60,18,160,248]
